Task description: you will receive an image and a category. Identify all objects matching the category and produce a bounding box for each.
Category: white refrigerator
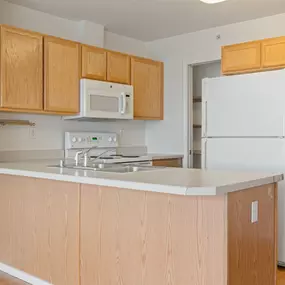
[201,69,285,265]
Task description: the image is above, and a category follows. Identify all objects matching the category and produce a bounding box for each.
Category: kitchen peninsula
[0,162,282,285]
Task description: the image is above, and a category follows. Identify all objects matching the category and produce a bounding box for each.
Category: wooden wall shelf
[193,97,202,103]
[193,124,202,128]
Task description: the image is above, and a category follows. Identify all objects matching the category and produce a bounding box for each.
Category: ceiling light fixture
[200,0,227,4]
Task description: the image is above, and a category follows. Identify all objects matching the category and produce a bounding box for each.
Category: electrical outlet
[251,201,258,223]
[29,127,36,139]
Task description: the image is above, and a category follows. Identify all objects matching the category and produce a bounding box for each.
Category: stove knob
[72,137,77,143]
[113,137,117,142]
[78,137,82,143]
[108,137,112,142]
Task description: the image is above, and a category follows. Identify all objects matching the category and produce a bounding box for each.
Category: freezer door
[202,137,285,264]
[202,69,285,137]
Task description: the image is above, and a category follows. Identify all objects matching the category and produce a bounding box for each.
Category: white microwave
[65,79,134,120]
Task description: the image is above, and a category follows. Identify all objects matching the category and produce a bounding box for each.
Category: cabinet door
[81,45,107,80]
[107,51,130,84]
[44,36,80,113]
[222,41,261,74]
[0,26,43,110]
[152,158,182,167]
[262,37,285,69]
[131,57,163,120]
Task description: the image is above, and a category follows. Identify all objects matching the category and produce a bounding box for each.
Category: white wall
[0,0,147,151]
[105,31,147,57]
[145,13,285,155]
[0,113,145,151]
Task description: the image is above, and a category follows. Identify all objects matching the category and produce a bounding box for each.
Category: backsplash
[0,112,146,151]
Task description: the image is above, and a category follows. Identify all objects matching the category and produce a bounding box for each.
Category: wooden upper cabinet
[222,41,261,74]
[107,51,130,84]
[131,57,163,120]
[81,45,107,81]
[44,36,80,113]
[0,25,43,110]
[262,37,285,69]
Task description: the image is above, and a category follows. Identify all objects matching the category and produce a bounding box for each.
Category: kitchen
[1,0,285,284]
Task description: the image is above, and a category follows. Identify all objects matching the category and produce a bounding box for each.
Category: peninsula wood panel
[81,45,107,80]
[131,57,164,120]
[0,25,43,110]
[152,158,182,167]
[80,184,227,285]
[44,36,80,113]
[0,175,80,285]
[228,183,277,285]
[222,41,261,74]
[262,37,285,69]
[107,51,130,84]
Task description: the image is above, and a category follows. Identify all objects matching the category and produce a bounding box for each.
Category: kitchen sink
[48,162,117,171]
[49,162,161,173]
[98,165,159,173]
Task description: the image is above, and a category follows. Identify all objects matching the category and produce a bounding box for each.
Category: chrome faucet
[74,146,98,166]
[92,149,116,163]
[74,146,117,167]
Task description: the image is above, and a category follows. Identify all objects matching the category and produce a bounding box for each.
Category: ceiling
[5,0,285,41]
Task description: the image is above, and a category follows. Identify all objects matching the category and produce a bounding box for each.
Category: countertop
[0,159,282,196]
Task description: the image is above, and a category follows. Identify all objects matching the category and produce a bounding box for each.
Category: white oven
[66,79,133,120]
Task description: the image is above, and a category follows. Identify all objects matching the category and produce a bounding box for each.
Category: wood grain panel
[81,45,107,80]
[0,25,43,110]
[80,184,227,285]
[228,183,277,285]
[262,37,285,69]
[0,271,29,285]
[107,51,130,84]
[222,41,261,74]
[152,158,182,167]
[0,175,80,285]
[44,36,80,113]
[131,57,164,120]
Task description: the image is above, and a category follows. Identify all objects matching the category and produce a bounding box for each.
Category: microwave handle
[120,93,127,114]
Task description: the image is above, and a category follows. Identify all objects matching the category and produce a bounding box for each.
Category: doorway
[186,61,221,168]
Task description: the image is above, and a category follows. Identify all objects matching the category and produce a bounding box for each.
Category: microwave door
[86,90,120,118]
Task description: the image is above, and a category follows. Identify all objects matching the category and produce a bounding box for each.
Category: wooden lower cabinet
[228,184,277,285]
[0,175,277,285]
[152,158,182,167]
[0,175,80,285]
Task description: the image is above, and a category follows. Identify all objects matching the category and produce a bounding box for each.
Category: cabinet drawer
[222,41,261,74]
[262,37,285,69]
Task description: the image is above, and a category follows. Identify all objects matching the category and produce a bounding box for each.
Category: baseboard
[0,263,51,285]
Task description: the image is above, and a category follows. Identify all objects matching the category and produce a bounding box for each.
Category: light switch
[251,201,258,223]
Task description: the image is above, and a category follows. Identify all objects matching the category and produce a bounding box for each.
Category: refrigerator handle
[202,101,208,137]
[202,139,207,169]
[282,116,285,137]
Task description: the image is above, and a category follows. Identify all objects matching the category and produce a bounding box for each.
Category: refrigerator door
[202,138,285,264]
[202,69,285,138]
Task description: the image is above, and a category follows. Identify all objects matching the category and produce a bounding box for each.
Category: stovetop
[90,155,141,160]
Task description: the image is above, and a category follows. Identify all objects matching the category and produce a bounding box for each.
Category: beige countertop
[0,160,282,196]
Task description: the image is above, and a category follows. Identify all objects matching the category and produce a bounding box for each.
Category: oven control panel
[65,132,118,149]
